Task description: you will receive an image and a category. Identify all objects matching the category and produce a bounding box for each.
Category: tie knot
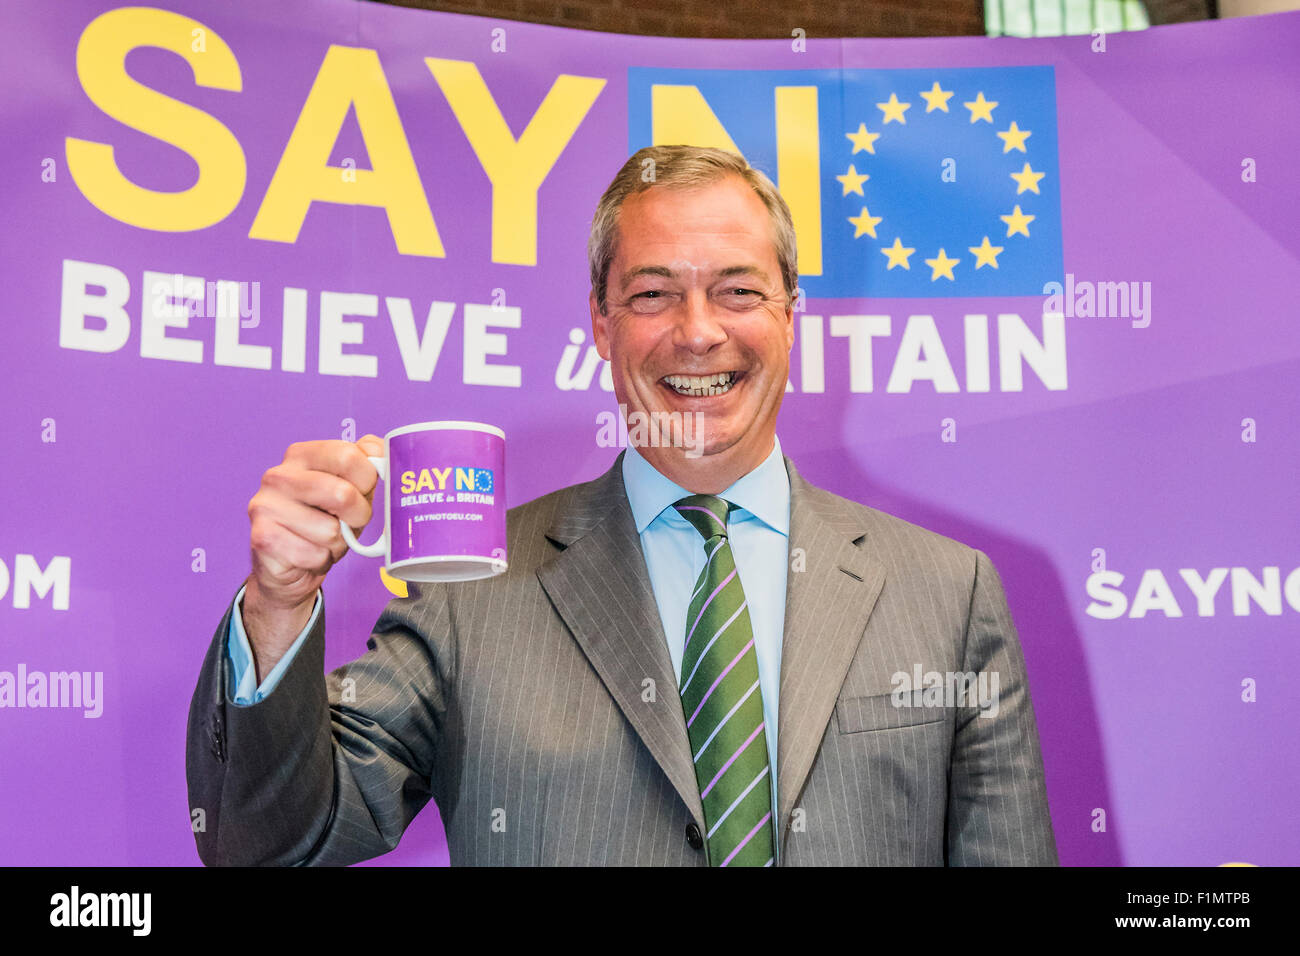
[673,494,733,541]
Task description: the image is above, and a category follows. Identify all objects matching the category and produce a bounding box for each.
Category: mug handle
[339,455,387,557]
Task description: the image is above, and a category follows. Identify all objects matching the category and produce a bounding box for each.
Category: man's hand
[242,434,384,681]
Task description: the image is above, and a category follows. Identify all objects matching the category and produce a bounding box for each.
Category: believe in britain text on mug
[340,422,507,582]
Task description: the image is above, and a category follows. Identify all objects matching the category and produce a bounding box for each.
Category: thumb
[356,433,384,458]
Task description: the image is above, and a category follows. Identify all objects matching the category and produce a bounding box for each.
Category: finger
[250,511,335,578]
[356,434,384,458]
[253,487,362,550]
[258,469,373,530]
[283,440,381,497]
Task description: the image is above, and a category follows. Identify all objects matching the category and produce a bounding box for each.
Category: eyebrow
[617,264,772,290]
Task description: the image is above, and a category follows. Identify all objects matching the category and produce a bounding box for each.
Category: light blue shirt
[227,439,792,819]
[226,585,320,705]
[621,437,789,817]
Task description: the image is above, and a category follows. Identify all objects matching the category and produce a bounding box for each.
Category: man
[186,145,1057,866]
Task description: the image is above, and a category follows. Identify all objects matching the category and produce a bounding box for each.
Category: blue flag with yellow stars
[629,66,1062,298]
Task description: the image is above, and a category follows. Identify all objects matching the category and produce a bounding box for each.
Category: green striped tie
[673,494,774,867]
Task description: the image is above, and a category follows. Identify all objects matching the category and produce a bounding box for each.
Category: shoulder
[504,462,622,534]
[793,465,988,587]
[492,458,629,575]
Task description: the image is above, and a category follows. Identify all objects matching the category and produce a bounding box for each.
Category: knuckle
[249,524,275,554]
[261,464,289,491]
[337,441,364,472]
[331,479,353,510]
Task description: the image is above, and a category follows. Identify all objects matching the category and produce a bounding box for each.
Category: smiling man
[589,168,795,496]
[187,144,1058,867]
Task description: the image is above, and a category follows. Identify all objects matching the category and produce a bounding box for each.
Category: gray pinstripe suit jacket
[186,452,1057,866]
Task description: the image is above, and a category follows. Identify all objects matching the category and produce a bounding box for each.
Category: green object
[675,494,775,867]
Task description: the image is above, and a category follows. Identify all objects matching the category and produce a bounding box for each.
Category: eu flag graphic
[472,468,494,493]
[628,66,1062,298]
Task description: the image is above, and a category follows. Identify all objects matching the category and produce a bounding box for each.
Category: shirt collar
[622,435,790,537]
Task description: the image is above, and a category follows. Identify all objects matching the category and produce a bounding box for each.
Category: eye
[628,289,674,314]
[718,288,762,308]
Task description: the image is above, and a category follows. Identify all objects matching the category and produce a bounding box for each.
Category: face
[590,174,794,491]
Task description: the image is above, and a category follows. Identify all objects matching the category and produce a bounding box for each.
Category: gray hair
[588,145,798,315]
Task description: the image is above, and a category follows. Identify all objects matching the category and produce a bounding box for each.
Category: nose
[671,289,729,353]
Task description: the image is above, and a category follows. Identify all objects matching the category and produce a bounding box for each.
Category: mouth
[661,371,742,398]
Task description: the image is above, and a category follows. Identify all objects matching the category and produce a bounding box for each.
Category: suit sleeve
[185,582,453,866]
[945,550,1058,866]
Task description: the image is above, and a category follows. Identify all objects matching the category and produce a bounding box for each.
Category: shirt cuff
[226,584,322,706]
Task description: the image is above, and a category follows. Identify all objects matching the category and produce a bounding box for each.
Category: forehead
[612,175,779,273]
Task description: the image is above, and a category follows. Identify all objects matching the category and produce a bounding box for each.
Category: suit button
[685,823,704,850]
[209,714,226,762]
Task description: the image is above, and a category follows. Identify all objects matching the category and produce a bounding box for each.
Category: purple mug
[340,421,506,582]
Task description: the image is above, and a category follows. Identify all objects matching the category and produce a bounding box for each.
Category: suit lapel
[776,457,887,842]
[535,453,706,830]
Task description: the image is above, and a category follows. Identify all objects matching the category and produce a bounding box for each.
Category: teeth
[664,372,736,396]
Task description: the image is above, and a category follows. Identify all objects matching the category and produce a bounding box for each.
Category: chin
[683,430,743,461]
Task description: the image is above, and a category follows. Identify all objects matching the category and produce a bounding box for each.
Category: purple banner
[2,0,1298,866]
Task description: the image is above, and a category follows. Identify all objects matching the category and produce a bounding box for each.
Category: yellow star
[997,121,1032,154]
[848,206,883,239]
[924,248,959,281]
[836,164,870,196]
[963,91,998,124]
[1000,205,1035,238]
[919,81,954,113]
[845,123,881,155]
[881,237,915,270]
[968,235,1004,269]
[1010,162,1045,195]
[876,93,911,125]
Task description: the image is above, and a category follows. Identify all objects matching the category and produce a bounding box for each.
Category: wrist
[243,575,316,619]
[241,578,316,681]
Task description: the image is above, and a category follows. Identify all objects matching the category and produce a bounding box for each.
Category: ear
[590,288,611,360]
[783,297,795,352]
